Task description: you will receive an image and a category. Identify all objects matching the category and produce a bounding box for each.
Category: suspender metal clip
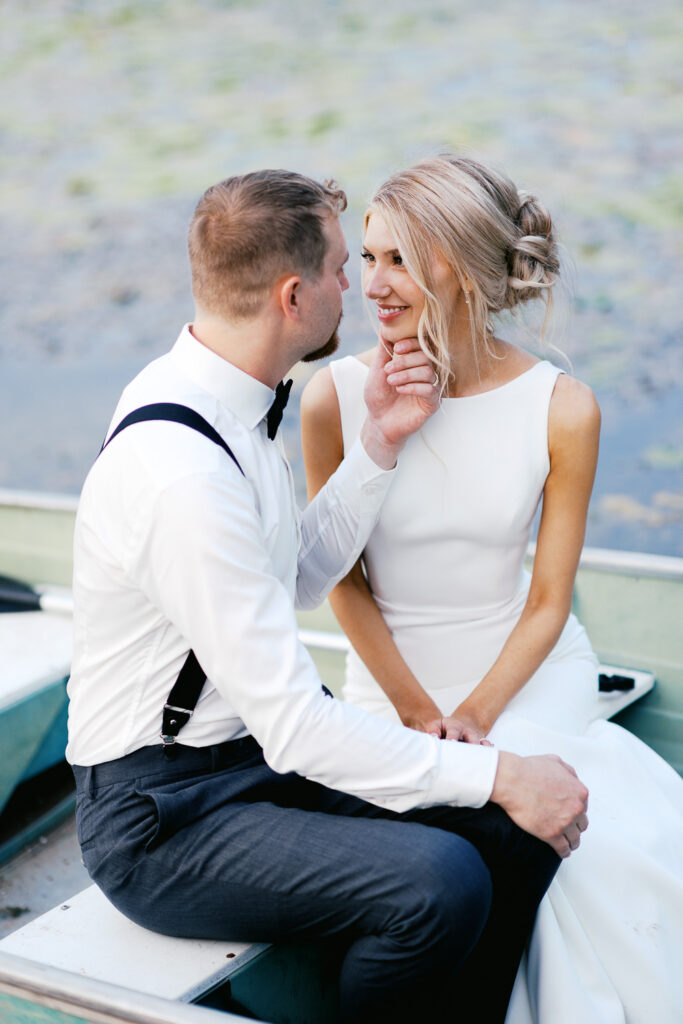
[160,703,194,747]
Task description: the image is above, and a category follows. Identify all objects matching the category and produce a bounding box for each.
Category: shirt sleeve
[295,437,396,610]
[128,467,499,813]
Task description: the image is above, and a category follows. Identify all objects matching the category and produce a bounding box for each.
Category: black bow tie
[266,379,293,440]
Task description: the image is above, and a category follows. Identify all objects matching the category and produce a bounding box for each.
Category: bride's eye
[393,254,404,267]
[360,250,375,263]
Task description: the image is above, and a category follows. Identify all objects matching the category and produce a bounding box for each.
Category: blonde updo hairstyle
[366,154,560,391]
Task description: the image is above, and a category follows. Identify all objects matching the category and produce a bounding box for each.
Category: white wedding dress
[330,354,683,1024]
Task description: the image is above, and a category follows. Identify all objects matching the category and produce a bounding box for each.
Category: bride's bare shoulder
[548,373,601,459]
[300,365,338,423]
[356,347,375,368]
[301,347,374,417]
[301,361,353,487]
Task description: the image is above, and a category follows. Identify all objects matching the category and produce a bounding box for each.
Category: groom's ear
[277,275,304,322]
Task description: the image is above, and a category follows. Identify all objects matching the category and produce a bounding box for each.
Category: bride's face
[362,211,425,342]
[362,211,456,343]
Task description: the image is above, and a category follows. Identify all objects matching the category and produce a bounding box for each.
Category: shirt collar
[170,324,275,431]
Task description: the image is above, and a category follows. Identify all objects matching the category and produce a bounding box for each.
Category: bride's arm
[301,360,454,738]
[451,374,601,737]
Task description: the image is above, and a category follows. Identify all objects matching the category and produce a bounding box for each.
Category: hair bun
[505,191,559,308]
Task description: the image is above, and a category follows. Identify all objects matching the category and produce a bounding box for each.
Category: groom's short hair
[188,170,347,321]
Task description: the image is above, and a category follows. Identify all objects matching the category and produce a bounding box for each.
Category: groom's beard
[301,313,342,363]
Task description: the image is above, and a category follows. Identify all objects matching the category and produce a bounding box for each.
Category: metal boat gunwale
[2,484,682,576]
[528,540,683,580]
[0,489,79,513]
[0,949,259,1024]
[2,484,682,563]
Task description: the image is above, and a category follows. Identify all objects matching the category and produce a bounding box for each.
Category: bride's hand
[449,701,495,746]
[405,713,493,745]
[403,712,446,739]
[441,714,493,746]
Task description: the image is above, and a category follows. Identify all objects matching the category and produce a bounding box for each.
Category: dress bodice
[331,356,562,620]
[330,354,574,706]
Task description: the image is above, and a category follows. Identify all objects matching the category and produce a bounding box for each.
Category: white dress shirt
[67,325,498,811]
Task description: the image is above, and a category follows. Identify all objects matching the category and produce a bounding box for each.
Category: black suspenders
[99,403,244,753]
[101,403,244,476]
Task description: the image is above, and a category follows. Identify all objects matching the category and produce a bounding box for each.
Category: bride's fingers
[441,719,466,741]
[462,729,493,747]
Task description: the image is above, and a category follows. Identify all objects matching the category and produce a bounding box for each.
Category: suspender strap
[100,402,245,477]
[161,650,207,750]
[99,402,245,754]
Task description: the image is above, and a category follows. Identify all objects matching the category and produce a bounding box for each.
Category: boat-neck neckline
[441,359,546,400]
[350,354,549,400]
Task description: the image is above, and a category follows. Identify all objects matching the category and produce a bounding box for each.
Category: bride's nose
[364,265,391,300]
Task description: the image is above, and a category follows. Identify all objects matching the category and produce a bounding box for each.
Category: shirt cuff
[430,742,500,808]
[330,436,397,516]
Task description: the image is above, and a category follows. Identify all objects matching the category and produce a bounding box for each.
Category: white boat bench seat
[0,609,72,713]
[0,884,271,1005]
[0,608,74,822]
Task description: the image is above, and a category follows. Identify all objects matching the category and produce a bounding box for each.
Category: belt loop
[86,766,95,799]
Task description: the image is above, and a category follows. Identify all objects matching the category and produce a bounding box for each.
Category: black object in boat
[599,672,635,692]
[0,575,44,613]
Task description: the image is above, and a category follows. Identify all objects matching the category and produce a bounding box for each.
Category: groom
[67,169,588,1023]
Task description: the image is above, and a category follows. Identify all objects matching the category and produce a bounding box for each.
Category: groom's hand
[361,337,440,469]
[491,751,589,858]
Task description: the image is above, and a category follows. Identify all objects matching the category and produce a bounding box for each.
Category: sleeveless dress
[330,354,683,1024]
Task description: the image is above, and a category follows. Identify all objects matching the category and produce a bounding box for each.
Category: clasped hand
[415,714,493,747]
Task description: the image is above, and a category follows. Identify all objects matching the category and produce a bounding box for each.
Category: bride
[301,154,683,1023]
